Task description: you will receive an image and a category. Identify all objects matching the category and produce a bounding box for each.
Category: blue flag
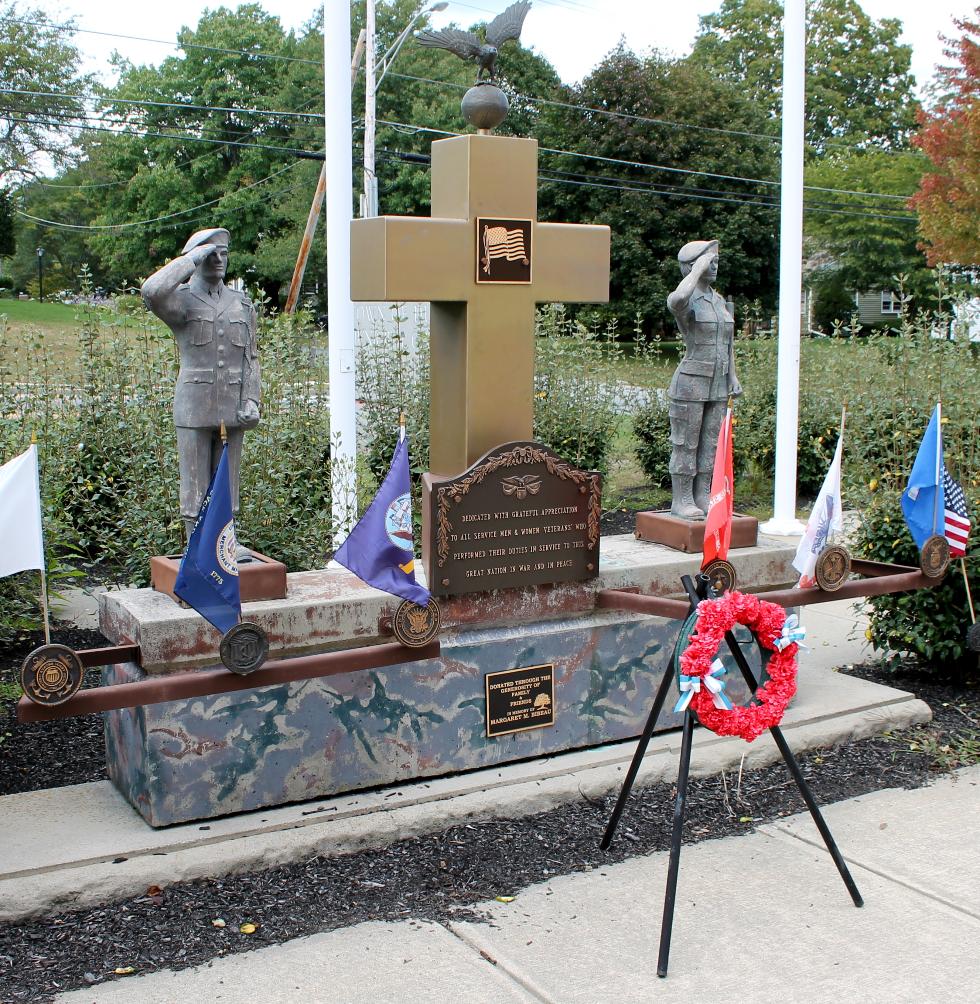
[334,432,431,607]
[174,445,242,634]
[901,404,943,549]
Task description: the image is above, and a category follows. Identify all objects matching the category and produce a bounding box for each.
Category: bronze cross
[351,134,610,477]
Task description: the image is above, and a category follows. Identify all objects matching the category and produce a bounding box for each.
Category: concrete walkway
[0,599,929,924]
[54,767,980,1003]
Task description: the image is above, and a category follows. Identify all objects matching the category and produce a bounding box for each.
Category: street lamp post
[36,247,44,302]
[361,1,448,218]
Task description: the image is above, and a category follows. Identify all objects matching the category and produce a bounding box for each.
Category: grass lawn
[0,298,166,374]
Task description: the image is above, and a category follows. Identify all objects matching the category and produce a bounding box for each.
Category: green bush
[532,305,626,476]
[0,285,337,608]
[632,397,671,487]
[855,491,979,669]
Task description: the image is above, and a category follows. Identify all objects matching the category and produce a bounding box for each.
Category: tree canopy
[0,1,91,180]
[910,9,980,266]
[690,0,918,152]
[536,47,780,332]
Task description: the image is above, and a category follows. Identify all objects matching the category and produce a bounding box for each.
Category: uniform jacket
[668,287,734,403]
[142,257,260,429]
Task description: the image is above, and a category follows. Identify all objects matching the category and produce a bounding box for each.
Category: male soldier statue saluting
[141,228,260,540]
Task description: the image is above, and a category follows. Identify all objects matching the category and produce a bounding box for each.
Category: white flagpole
[30,438,51,645]
[325,0,359,546]
[933,399,942,535]
[761,0,807,536]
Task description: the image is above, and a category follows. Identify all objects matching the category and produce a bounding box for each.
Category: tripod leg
[600,661,676,850]
[657,708,696,977]
[723,630,863,907]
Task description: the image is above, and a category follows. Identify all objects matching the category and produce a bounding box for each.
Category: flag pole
[30,433,51,645]
[932,400,942,536]
[399,411,406,443]
[963,559,976,625]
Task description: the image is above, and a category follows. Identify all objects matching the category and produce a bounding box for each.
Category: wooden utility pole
[284,29,366,315]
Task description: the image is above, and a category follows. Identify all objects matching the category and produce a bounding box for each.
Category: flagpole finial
[30,431,37,446]
[220,421,228,445]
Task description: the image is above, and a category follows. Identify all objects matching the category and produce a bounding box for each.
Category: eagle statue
[415,1,532,83]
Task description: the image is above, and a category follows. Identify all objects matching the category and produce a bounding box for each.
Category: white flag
[793,433,844,588]
[0,444,45,578]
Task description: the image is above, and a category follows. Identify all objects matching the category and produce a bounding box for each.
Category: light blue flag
[334,431,431,607]
[174,445,242,634]
[901,404,943,549]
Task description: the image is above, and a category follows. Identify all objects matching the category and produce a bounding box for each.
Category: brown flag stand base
[600,572,863,978]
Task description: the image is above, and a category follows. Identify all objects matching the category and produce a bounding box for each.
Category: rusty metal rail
[597,559,941,622]
[17,641,440,723]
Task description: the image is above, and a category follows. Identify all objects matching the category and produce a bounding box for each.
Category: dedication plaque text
[423,441,602,597]
[485,664,555,737]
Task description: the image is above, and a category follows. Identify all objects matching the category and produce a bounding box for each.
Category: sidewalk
[54,767,980,1003]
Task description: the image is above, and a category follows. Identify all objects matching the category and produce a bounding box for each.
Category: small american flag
[942,466,971,557]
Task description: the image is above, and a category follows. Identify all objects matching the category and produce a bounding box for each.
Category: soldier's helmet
[677,239,719,274]
[182,228,230,255]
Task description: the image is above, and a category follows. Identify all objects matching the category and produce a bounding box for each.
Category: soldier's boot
[694,472,711,516]
[671,476,705,520]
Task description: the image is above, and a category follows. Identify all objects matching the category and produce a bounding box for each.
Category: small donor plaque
[485,664,555,738]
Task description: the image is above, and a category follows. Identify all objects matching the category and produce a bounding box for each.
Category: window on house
[881,291,901,315]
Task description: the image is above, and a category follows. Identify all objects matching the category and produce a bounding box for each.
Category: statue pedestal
[100,534,795,827]
[150,550,287,603]
[634,511,759,553]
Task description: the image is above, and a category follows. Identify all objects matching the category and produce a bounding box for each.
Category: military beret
[181,228,230,255]
[677,239,719,264]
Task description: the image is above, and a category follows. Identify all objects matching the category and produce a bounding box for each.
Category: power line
[376,119,917,202]
[0,16,321,67]
[387,71,784,146]
[15,161,302,231]
[4,114,320,158]
[1,87,324,123]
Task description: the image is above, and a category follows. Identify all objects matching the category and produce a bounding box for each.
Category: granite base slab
[104,609,770,827]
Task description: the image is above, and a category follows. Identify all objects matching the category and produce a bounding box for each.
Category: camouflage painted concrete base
[103,610,773,828]
[100,534,794,827]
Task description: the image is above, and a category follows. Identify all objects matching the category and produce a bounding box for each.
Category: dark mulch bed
[0,655,977,1002]
[0,626,110,797]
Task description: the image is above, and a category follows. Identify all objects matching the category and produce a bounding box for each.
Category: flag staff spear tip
[220,421,228,445]
[399,411,406,441]
[30,430,52,645]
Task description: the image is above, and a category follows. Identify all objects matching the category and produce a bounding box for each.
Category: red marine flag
[702,405,734,569]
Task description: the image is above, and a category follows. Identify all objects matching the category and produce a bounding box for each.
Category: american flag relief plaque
[477,217,532,283]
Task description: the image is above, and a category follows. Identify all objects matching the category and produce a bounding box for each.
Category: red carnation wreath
[679,591,798,742]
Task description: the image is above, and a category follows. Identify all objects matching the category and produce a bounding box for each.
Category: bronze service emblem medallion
[392,598,442,648]
[702,559,736,596]
[919,534,950,579]
[815,544,851,592]
[20,644,85,706]
[219,621,269,675]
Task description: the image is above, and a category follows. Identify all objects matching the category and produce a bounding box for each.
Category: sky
[39,0,972,97]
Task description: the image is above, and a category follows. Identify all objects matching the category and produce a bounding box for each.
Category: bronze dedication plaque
[476,217,532,283]
[485,664,555,737]
[424,441,602,597]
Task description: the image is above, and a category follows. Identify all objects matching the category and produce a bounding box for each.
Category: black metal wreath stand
[601,573,863,977]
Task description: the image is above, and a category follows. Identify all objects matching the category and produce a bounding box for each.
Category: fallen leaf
[495,896,515,904]
[212,918,226,928]
[739,816,753,824]
[239,922,258,935]
[113,967,135,976]
[146,885,162,897]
